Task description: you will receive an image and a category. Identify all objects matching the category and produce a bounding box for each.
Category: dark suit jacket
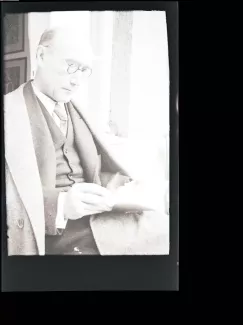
[23,80,131,237]
[5,80,167,255]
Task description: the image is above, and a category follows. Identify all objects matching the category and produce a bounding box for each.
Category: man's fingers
[73,183,111,197]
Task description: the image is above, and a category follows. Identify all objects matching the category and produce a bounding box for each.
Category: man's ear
[36,45,46,67]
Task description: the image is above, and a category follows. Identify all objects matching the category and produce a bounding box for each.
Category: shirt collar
[31,81,65,116]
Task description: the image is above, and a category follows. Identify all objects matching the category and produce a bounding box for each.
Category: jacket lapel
[67,102,101,184]
[4,84,45,255]
[70,100,132,178]
[23,81,57,189]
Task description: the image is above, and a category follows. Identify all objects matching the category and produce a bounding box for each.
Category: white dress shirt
[32,82,68,229]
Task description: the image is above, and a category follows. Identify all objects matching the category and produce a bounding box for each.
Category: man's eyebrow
[66,58,87,66]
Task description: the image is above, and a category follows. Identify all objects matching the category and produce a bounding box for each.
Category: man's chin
[57,94,73,103]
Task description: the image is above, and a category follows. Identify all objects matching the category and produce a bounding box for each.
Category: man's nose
[69,75,80,87]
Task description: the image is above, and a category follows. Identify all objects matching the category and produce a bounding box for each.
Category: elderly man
[4,27,167,255]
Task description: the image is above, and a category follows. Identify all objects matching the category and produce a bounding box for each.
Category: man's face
[37,34,92,103]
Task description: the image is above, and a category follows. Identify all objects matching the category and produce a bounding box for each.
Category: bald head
[38,27,93,62]
[38,27,58,47]
[34,26,93,103]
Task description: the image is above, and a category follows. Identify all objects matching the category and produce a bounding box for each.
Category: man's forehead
[51,29,93,65]
[59,47,92,66]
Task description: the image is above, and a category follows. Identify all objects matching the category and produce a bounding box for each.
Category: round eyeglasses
[41,45,92,78]
[67,63,92,78]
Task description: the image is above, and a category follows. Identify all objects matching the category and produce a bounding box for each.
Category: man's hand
[64,183,115,220]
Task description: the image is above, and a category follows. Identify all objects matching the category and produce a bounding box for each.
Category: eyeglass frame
[66,62,92,78]
[40,44,93,78]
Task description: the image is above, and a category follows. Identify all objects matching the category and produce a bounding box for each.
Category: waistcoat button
[17,218,24,229]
